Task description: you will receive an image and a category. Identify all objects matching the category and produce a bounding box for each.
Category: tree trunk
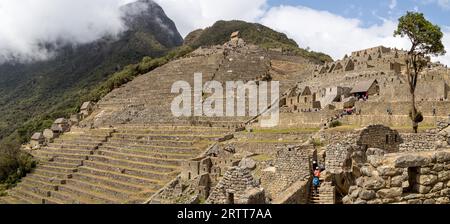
[411,91,418,133]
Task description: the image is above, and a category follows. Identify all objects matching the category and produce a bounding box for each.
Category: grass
[251,127,320,134]
[250,154,273,162]
[325,124,436,133]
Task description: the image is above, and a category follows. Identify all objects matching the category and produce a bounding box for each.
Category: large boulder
[394,154,432,168]
[239,158,257,170]
[433,151,450,163]
[376,188,402,199]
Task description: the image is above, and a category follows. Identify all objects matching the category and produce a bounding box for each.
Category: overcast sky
[0,0,449,65]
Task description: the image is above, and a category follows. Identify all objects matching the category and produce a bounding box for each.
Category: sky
[0,0,449,65]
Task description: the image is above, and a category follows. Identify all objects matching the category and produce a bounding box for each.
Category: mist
[0,0,139,64]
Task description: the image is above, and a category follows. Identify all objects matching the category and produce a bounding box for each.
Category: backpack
[313,176,320,187]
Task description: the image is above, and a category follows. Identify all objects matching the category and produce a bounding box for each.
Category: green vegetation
[184,20,333,64]
[250,154,273,162]
[0,145,36,195]
[394,12,446,133]
[311,138,324,147]
[252,127,320,134]
[329,120,343,128]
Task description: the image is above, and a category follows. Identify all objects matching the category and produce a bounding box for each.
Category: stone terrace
[0,125,230,204]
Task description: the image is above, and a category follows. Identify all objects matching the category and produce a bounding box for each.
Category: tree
[394,12,446,133]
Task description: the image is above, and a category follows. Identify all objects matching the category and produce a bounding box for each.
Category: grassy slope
[185,20,333,64]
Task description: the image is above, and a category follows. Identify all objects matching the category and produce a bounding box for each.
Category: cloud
[0,0,136,63]
[389,0,397,9]
[260,5,411,59]
[421,0,450,9]
[155,1,450,65]
[153,0,267,37]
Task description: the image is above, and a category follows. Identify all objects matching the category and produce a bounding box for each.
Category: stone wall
[341,114,443,127]
[343,149,450,204]
[272,178,311,204]
[399,133,446,152]
[260,145,312,200]
[355,101,450,117]
[356,125,401,153]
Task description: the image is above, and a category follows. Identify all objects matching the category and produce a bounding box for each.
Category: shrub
[329,120,342,128]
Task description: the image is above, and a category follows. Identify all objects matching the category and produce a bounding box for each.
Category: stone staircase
[0,125,231,204]
[309,180,335,204]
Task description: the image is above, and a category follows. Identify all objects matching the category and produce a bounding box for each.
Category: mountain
[184,20,333,64]
[0,0,183,146]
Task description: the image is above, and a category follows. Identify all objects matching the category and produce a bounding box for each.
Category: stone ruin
[342,149,450,204]
[260,145,313,202]
[323,122,450,204]
[207,166,265,204]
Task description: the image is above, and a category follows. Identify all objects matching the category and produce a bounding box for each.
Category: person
[313,167,321,196]
[312,161,318,171]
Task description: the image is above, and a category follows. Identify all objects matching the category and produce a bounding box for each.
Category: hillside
[0,0,183,147]
[184,20,333,64]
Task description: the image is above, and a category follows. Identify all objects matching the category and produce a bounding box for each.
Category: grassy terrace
[325,124,437,133]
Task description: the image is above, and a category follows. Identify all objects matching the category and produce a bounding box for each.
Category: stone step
[83,160,176,181]
[108,138,197,147]
[49,189,100,204]
[25,173,65,185]
[95,150,182,167]
[99,146,195,160]
[89,155,177,173]
[40,161,82,169]
[56,184,122,204]
[21,178,59,192]
[18,182,51,198]
[32,168,73,180]
[58,134,108,140]
[39,164,78,174]
[77,166,163,187]
[52,139,105,145]
[65,179,133,201]
[34,151,89,160]
[114,129,229,135]
[0,196,30,204]
[102,142,200,154]
[46,143,96,150]
[8,188,44,204]
[71,173,144,192]
[51,157,85,165]
[112,133,222,141]
[38,147,94,156]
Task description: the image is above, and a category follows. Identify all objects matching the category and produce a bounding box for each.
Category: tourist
[313,167,321,196]
[312,160,318,171]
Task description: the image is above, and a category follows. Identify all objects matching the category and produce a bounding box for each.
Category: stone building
[285,86,321,112]
[30,132,45,148]
[80,101,94,118]
[206,166,265,204]
[54,118,70,133]
[43,129,58,141]
[350,79,380,99]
